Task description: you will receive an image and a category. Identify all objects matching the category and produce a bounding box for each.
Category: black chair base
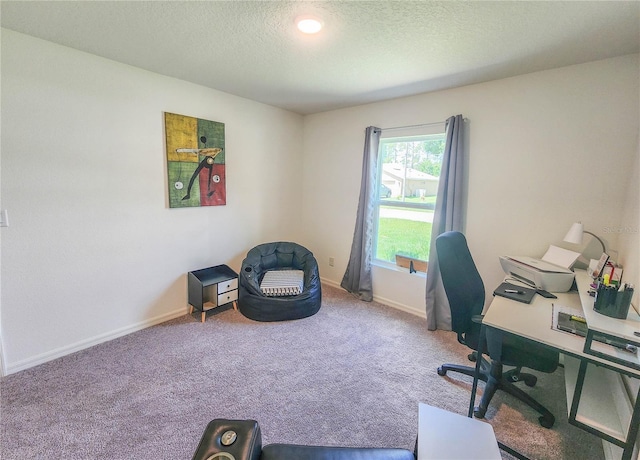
[437,357,555,429]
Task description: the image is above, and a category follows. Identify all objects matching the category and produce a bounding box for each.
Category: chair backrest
[240,242,319,296]
[435,231,486,337]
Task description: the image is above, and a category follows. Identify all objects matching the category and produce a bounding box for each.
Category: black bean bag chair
[238,242,322,322]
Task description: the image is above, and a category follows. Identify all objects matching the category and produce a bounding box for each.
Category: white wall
[617,134,640,310]
[302,54,640,317]
[618,139,640,458]
[0,30,304,374]
[2,29,638,374]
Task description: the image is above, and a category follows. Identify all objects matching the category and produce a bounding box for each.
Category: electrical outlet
[329,257,335,267]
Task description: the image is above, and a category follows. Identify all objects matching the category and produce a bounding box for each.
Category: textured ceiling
[2,1,639,114]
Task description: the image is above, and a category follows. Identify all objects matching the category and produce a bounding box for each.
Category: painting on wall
[165,112,226,208]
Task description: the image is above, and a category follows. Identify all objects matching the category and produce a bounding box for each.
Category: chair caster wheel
[524,375,537,387]
[539,415,555,429]
[437,367,447,376]
[468,352,477,362]
[473,406,486,419]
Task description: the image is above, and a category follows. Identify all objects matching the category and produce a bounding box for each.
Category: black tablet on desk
[493,282,537,304]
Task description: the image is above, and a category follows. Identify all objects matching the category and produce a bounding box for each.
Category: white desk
[417,403,500,460]
[476,270,640,460]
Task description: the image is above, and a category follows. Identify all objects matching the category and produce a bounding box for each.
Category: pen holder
[594,284,633,319]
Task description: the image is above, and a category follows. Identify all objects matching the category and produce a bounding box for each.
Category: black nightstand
[187,264,238,322]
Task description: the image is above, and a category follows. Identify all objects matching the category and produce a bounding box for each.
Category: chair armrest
[471,314,484,324]
[192,419,262,460]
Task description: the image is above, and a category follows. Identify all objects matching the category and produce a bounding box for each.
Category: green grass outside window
[376,218,432,263]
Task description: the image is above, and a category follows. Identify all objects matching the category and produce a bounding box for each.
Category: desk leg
[622,384,640,460]
[469,324,486,418]
[473,325,530,460]
[569,360,588,422]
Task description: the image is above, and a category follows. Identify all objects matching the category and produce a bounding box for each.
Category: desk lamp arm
[584,230,606,254]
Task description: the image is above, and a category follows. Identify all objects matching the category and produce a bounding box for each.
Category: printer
[499,255,575,292]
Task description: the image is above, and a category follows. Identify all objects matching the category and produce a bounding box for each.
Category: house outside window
[374,124,446,272]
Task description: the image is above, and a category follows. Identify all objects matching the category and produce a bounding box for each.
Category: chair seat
[500,331,559,373]
[260,269,304,296]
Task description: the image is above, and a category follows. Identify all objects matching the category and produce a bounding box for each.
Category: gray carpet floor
[1,284,604,459]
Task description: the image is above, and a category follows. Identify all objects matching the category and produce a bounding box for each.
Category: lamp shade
[564,222,584,245]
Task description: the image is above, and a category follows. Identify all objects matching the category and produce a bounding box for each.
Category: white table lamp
[564,222,606,254]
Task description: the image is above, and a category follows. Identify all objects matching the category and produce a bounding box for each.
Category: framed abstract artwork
[165,112,226,208]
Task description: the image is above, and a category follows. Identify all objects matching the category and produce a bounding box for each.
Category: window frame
[372,125,446,271]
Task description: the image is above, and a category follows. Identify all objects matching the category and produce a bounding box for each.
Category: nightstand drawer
[218,278,238,294]
[217,289,238,306]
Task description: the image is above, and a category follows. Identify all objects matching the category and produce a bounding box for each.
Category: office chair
[435,231,558,428]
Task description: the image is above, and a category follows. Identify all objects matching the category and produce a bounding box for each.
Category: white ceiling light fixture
[296,15,323,34]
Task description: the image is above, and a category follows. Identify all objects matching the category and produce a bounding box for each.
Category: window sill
[373,260,427,278]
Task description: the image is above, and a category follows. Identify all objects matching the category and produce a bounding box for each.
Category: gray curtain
[341,126,381,301]
[425,115,465,330]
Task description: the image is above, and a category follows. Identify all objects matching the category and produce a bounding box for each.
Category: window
[374,124,446,272]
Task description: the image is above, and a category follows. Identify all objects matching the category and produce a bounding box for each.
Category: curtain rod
[377,118,468,132]
[376,121,445,132]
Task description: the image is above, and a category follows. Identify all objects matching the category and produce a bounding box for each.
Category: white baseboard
[0,335,6,378]
[320,278,426,319]
[4,307,189,376]
[373,292,426,318]
[6,283,425,376]
[320,277,342,289]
